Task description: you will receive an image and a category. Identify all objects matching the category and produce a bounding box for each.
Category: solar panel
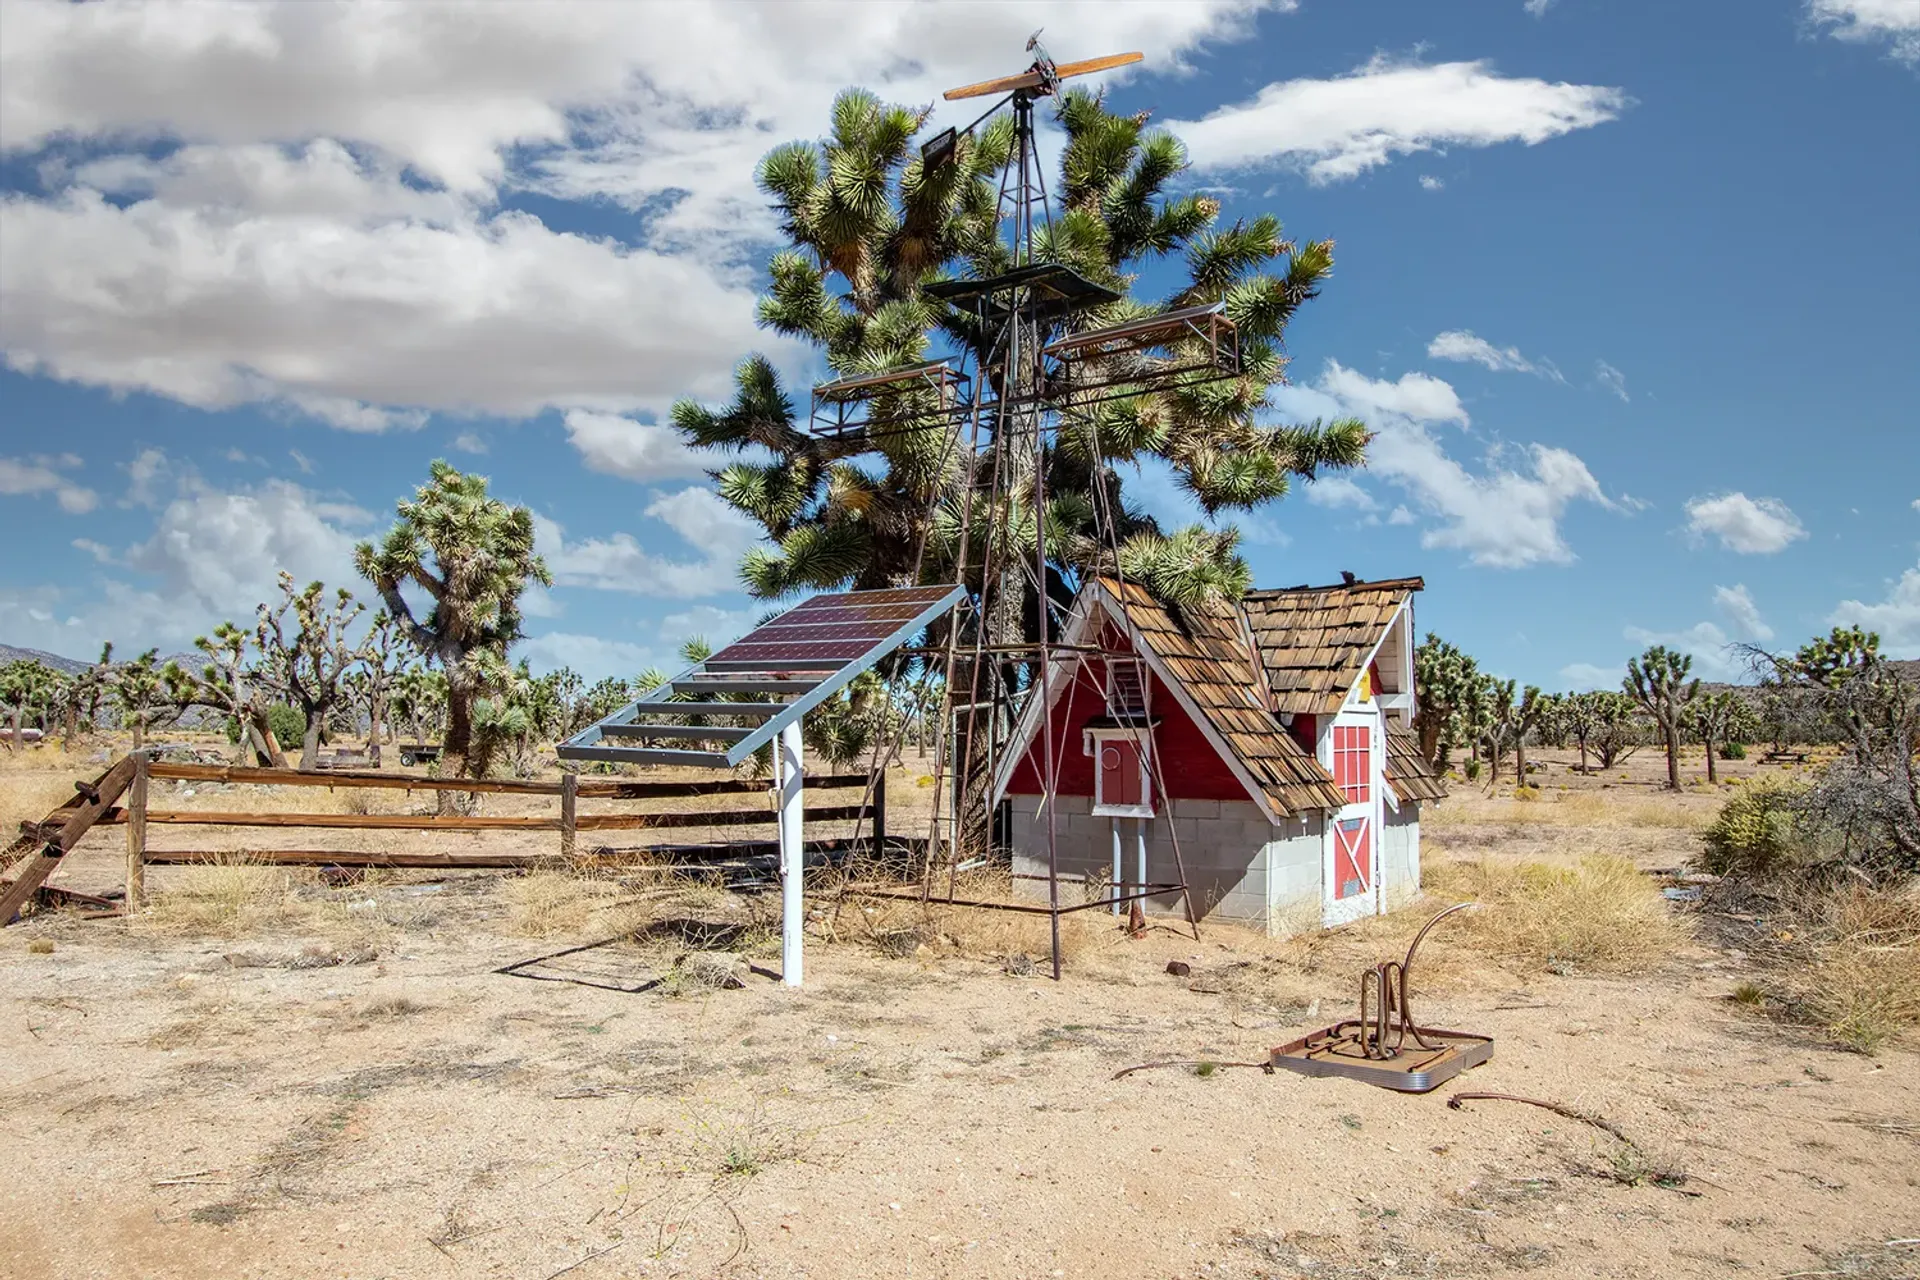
[706,585,963,670]
[557,584,965,768]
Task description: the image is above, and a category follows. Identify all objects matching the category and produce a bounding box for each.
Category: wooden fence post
[871,767,887,855]
[125,751,148,911]
[560,771,577,859]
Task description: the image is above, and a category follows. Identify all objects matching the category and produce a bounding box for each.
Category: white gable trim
[1338,596,1416,717]
[990,581,1289,824]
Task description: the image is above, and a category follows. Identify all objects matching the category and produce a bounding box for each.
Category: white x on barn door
[1323,710,1381,927]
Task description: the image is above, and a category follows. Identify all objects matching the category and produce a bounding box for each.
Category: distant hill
[0,644,94,675]
[0,644,201,675]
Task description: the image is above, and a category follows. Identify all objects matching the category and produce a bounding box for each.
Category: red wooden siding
[1004,650,1250,802]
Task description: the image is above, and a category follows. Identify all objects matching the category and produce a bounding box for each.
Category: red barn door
[1324,712,1380,926]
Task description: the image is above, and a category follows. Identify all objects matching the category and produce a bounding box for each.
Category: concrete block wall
[1007,794,1273,928]
[1379,801,1423,912]
[1262,812,1325,935]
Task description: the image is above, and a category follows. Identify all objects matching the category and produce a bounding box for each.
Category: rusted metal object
[1269,903,1493,1093]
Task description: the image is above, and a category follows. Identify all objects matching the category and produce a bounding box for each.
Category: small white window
[1106,658,1149,720]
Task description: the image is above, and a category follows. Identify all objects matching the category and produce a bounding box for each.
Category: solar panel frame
[557,584,966,767]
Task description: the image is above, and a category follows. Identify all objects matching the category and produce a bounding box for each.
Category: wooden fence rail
[3,756,887,924]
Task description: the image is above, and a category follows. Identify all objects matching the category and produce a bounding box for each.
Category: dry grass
[1430,790,1707,831]
[1425,855,1690,976]
[823,864,1120,974]
[1797,886,1920,1054]
[135,858,306,939]
[497,870,650,938]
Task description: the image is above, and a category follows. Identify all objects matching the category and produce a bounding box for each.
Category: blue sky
[1,0,1915,688]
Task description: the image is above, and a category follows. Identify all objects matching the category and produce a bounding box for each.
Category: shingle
[1242,577,1423,716]
[1383,728,1449,803]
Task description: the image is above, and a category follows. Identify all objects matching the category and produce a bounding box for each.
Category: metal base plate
[1270,1021,1494,1093]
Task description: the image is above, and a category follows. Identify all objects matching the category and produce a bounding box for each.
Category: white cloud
[1559,662,1616,691]
[521,602,762,681]
[0,455,98,513]
[1910,497,1919,513]
[1418,174,1444,191]
[1276,361,1614,568]
[71,538,116,564]
[1427,330,1562,380]
[564,410,708,482]
[536,486,761,600]
[1169,55,1625,183]
[1525,0,1558,14]
[1593,359,1629,402]
[451,432,488,456]
[1316,362,1469,425]
[0,2,1266,428]
[518,632,658,682]
[0,186,777,425]
[0,458,374,657]
[1685,492,1809,554]
[1713,583,1774,641]
[1623,620,1741,679]
[1807,0,1920,65]
[1829,562,1920,656]
[1386,505,1416,526]
[1305,475,1378,511]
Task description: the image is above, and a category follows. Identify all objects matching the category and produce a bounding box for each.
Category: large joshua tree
[356,462,550,786]
[1626,645,1700,791]
[673,87,1367,621]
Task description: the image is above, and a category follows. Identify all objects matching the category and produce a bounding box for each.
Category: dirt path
[4,876,1915,1279]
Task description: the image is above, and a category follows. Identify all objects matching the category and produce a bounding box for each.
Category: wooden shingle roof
[1384,728,1448,803]
[1096,578,1346,818]
[1241,577,1423,716]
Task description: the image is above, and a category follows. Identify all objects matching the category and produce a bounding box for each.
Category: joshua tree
[254,573,369,770]
[0,659,57,748]
[1587,691,1644,770]
[1413,633,1477,769]
[1626,645,1700,791]
[356,462,551,788]
[112,648,178,749]
[349,611,408,764]
[390,665,445,748]
[1563,690,1605,773]
[673,86,1365,623]
[1510,684,1546,785]
[65,642,114,745]
[165,622,287,766]
[1682,689,1743,784]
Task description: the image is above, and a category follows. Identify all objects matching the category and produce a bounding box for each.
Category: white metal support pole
[1135,818,1147,908]
[777,720,805,988]
[1111,818,1122,916]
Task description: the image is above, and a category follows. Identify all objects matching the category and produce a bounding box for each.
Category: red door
[1098,737,1145,810]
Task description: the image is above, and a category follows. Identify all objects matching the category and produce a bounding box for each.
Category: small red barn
[992,575,1446,933]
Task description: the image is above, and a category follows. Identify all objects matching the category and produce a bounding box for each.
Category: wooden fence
[3,755,889,922]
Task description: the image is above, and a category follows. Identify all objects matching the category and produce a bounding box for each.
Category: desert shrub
[223,704,305,749]
[1720,741,1748,760]
[1800,886,1920,1053]
[1701,780,1807,878]
[1427,855,1688,975]
[1463,759,1481,781]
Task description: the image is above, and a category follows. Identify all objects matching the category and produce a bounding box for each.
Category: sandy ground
[2,744,1915,1280]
